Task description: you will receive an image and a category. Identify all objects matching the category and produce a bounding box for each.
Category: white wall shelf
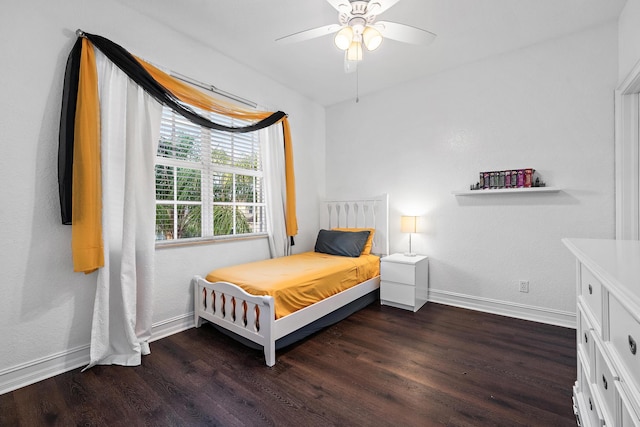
[452,187,561,196]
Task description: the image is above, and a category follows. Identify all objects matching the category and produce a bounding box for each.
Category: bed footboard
[193,276,277,366]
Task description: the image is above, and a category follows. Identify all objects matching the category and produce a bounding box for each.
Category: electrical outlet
[519,280,529,293]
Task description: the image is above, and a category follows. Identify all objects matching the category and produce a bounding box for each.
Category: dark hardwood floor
[0,302,577,426]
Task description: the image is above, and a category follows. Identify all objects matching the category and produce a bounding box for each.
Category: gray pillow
[314,229,370,257]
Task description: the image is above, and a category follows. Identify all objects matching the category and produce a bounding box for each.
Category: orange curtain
[72,39,103,273]
[281,118,298,237]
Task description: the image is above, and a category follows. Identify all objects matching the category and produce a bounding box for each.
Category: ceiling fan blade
[326,0,351,13]
[365,0,400,16]
[275,24,342,44]
[375,21,436,45]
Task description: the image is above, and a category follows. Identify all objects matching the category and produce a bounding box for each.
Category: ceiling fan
[276,0,436,72]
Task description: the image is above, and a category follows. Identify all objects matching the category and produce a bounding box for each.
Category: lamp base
[404,252,417,257]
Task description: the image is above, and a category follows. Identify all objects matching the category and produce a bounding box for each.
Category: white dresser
[380,253,429,312]
[563,238,640,427]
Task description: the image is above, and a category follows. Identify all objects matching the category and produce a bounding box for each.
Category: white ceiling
[123,0,626,106]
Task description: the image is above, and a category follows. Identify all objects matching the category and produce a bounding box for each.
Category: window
[155,105,266,242]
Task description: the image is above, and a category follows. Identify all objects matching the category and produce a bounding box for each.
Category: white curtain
[85,51,162,368]
[261,124,289,258]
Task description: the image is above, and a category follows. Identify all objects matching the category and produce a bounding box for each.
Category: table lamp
[401,216,417,257]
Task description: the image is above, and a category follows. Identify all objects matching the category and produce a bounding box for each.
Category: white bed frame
[193,194,389,366]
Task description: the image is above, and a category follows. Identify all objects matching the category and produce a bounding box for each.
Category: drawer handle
[588,284,592,294]
[589,397,593,411]
[630,335,637,355]
[584,333,588,344]
[602,374,608,390]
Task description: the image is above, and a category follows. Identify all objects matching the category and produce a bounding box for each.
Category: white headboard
[319,194,389,257]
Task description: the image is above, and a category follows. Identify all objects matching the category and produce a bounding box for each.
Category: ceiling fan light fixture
[346,40,363,61]
[362,26,383,51]
[349,16,367,35]
[334,26,354,50]
[276,0,436,74]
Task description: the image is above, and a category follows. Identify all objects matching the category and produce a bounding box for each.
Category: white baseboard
[0,312,195,396]
[428,288,576,329]
[0,344,90,396]
[149,312,195,343]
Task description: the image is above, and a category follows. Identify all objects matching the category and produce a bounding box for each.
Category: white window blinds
[155,105,266,241]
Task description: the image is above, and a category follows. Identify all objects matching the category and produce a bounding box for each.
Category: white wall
[0,0,325,391]
[619,0,640,82]
[616,0,640,242]
[326,22,618,323]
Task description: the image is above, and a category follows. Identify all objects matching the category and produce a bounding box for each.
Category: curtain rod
[74,29,257,109]
[170,71,258,109]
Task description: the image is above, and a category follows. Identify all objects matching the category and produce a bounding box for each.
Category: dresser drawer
[609,296,640,397]
[565,239,640,427]
[621,400,640,427]
[616,380,640,427]
[380,281,414,306]
[380,261,415,286]
[594,340,619,424]
[578,304,595,372]
[578,360,605,427]
[581,265,603,331]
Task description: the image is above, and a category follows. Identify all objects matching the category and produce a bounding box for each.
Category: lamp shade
[401,216,417,233]
[334,26,354,50]
[362,26,383,51]
[346,40,363,61]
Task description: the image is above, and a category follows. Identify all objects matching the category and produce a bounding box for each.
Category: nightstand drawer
[380,281,414,306]
[380,254,428,312]
[381,261,416,286]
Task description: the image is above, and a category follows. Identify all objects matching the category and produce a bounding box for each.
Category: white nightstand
[380,253,429,312]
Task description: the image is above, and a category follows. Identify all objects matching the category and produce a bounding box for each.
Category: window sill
[155,233,268,249]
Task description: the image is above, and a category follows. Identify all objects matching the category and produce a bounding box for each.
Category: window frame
[154,104,268,247]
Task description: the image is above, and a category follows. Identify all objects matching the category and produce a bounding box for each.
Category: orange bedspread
[205,252,380,319]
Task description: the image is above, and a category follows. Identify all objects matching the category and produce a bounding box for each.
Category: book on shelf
[472,168,543,190]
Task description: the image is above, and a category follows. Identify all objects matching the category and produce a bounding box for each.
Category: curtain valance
[58,32,298,273]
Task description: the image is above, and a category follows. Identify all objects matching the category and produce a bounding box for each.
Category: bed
[192,194,389,366]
